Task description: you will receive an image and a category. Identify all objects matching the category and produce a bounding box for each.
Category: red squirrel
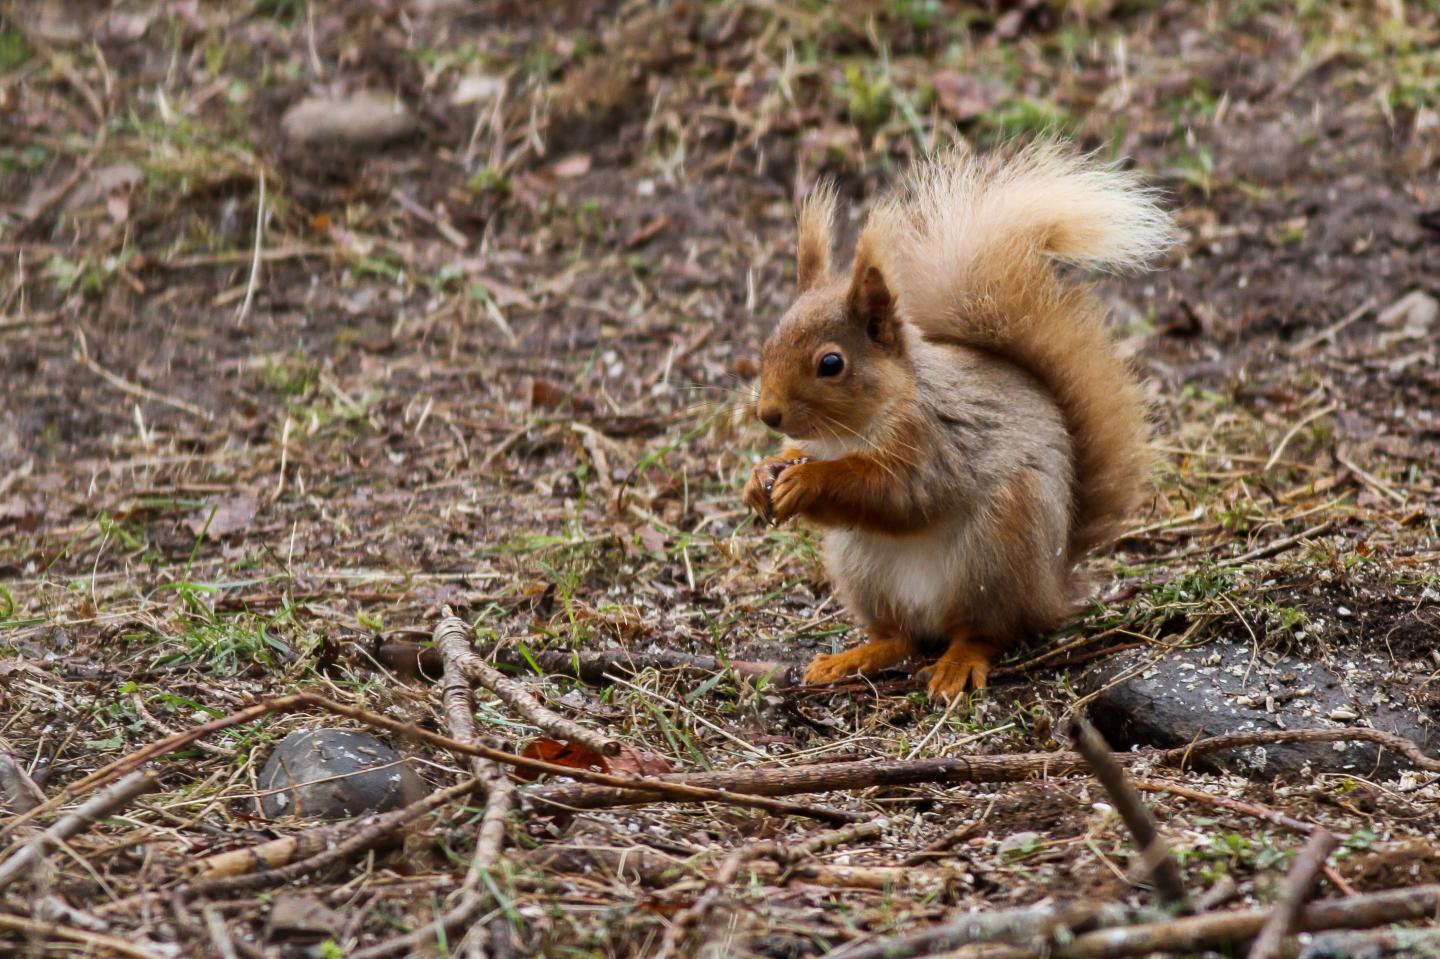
[744,140,1176,702]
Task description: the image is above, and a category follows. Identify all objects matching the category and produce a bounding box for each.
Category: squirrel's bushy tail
[863,139,1176,558]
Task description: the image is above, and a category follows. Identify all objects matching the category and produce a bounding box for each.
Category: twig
[1336,451,1408,505]
[373,640,798,686]
[530,753,1091,811]
[1155,726,1440,773]
[1068,718,1190,910]
[204,905,240,959]
[1288,298,1375,353]
[829,902,1123,959]
[0,770,158,891]
[1264,402,1337,472]
[0,914,169,959]
[857,886,1440,959]
[1216,521,1334,568]
[1246,829,1340,959]
[435,610,620,756]
[0,692,859,848]
[1003,885,1440,959]
[74,332,212,421]
[234,167,266,326]
[182,776,488,896]
[1132,779,1357,896]
[346,613,518,959]
[902,797,997,865]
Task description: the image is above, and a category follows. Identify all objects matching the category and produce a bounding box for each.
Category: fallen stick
[0,914,170,959]
[848,885,1440,959]
[1155,726,1440,773]
[529,721,1440,811]
[529,753,1089,810]
[347,614,519,959]
[1005,885,1440,959]
[1132,779,1357,896]
[527,843,926,892]
[829,902,1130,959]
[1216,521,1335,568]
[183,776,488,895]
[434,610,620,756]
[0,692,861,846]
[10,698,1435,848]
[1246,829,1339,959]
[372,640,797,686]
[1069,719,1189,910]
[0,770,158,891]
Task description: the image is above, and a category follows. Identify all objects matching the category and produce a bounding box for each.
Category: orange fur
[796,183,837,293]
[921,634,998,701]
[803,625,915,685]
[862,139,1175,557]
[749,140,1175,699]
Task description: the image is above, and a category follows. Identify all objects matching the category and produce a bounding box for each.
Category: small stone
[257,728,423,820]
[998,831,1040,857]
[1083,643,1435,780]
[281,93,417,150]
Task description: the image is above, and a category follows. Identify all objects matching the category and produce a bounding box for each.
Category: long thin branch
[1155,726,1440,772]
[0,914,170,959]
[0,691,859,847]
[845,885,1440,959]
[1246,829,1339,959]
[434,611,620,756]
[0,771,158,890]
[1010,885,1440,959]
[1069,719,1189,910]
[183,776,488,896]
[529,753,1093,811]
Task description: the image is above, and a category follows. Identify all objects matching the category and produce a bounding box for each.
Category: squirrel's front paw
[744,454,810,525]
[768,461,818,524]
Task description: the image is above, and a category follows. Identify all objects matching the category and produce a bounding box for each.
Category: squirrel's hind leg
[803,623,915,685]
[919,633,1001,702]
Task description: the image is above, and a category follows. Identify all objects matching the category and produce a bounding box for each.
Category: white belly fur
[823,519,983,638]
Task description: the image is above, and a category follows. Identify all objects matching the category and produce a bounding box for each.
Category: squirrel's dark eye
[817,353,845,378]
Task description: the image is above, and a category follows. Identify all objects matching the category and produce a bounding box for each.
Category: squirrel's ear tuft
[796,183,837,293]
[848,240,898,346]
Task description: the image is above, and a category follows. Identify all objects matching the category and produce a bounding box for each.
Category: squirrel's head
[757,187,911,444]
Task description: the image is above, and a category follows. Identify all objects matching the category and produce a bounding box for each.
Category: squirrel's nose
[758,406,783,430]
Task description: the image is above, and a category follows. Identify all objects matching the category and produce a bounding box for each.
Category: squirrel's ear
[796,183,836,293]
[848,243,897,347]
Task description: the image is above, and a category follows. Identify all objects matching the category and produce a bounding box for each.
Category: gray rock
[258,728,423,820]
[281,93,417,150]
[1081,639,1437,780]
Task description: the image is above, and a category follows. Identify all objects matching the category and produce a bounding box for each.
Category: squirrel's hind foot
[803,633,912,685]
[918,636,998,702]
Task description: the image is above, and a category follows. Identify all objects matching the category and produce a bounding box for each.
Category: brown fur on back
[859,140,1176,559]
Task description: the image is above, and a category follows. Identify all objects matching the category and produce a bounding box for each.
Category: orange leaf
[515,739,672,782]
[515,738,607,783]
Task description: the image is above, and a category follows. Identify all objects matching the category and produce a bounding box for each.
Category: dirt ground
[2,1,1438,956]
